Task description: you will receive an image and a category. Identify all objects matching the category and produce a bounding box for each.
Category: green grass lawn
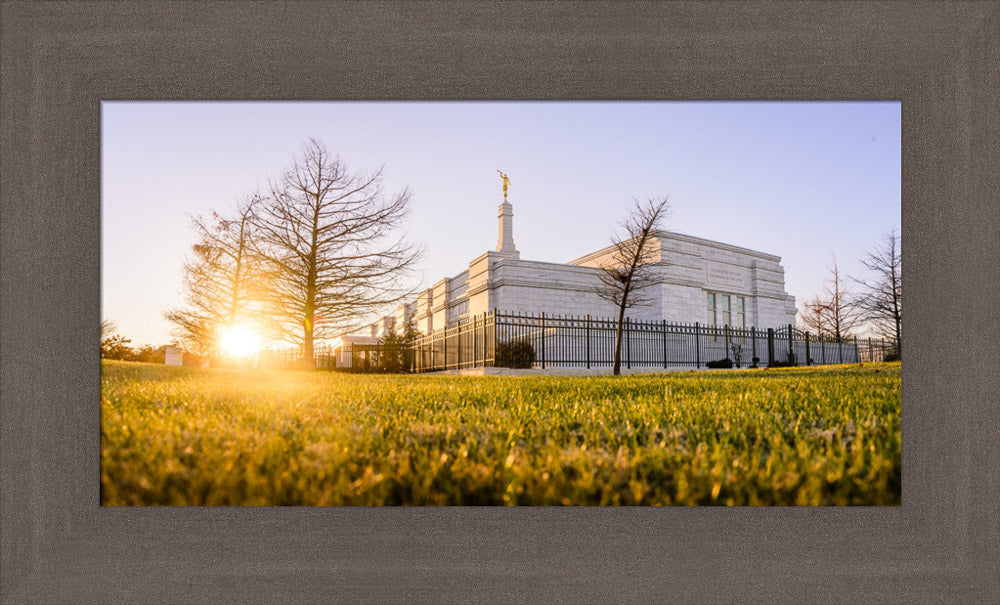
[101,361,901,506]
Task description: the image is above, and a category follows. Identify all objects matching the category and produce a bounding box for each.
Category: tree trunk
[302,317,315,369]
[894,315,901,358]
[302,287,316,369]
[301,203,320,370]
[612,303,627,375]
[227,214,248,324]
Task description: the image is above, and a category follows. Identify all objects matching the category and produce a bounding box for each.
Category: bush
[100,335,133,360]
[883,352,900,362]
[378,331,410,373]
[706,358,733,369]
[495,339,536,369]
[132,345,166,364]
[376,320,420,373]
[182,353,208,367]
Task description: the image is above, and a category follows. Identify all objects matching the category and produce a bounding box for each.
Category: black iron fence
[259,345,339,370]
[261,310,899,372]
[410,311,496,371]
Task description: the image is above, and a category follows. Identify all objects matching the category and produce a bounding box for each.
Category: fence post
[838,336,843,364]
[751,327,757,367]
[457,322,463,370]
[694,322,701,369]
[443,325,448,370]
[854,335,859,364]
[540,312,546,370]
[662,319,668,369]
[586,314,591,369]
[784,323,792,365]
[492,308,498,367]
[805,332,811,366]
[767,328,775,366]
[625,317,631,369]
[724,324,730,366]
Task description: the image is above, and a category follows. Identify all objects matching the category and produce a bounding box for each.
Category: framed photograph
[98,99,902,508]
[2,1,997,602]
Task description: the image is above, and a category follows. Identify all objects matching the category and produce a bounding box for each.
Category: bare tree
[797,295,829,338]
[251,139,421,367]
[164,197,261,356]
[820,255,862,343]
[100,318,117,340]
[852,230,902,349]
[595,197,670,376]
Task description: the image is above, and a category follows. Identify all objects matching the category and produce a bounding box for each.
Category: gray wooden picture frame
[2,2,997,603]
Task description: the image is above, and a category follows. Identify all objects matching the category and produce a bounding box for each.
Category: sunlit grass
[101,361,901,506]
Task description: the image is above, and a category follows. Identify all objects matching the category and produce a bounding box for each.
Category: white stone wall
[349,227,797,339]
[414,288,434,334]
[164,346,183,366]
[652,232,796,329]
[369,315,395,338]
[394,301,416,332]
[489,258,662,321]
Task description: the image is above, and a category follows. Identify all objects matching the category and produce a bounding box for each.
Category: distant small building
[329,334,380,368]
[164,346,183,366]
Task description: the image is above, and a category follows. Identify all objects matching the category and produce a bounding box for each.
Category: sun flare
[219,325,261,358]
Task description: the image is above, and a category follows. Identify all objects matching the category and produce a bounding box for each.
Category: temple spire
[495,170,518,257]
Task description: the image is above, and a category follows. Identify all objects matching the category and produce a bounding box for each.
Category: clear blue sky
[102,101,900,346]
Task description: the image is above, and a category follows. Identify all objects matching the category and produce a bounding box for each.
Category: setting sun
[219,324,260,358]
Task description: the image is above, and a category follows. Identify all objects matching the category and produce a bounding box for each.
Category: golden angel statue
[497,170,510,200]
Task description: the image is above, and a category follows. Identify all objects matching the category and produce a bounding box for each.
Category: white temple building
[331,196,797,360]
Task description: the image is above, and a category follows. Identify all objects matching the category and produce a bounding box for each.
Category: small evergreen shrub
[882,352,901,362]
[706,358,733,369]
[495,339,536,369]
